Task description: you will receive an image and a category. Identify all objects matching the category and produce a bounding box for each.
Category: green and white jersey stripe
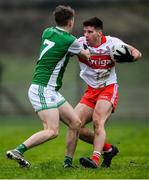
[32,26,82,91]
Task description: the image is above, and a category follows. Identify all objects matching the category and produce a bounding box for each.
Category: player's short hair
[83,17,103,30]
[53,5,75,26]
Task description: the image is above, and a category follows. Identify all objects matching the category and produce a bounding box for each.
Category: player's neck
[90,38,101,47]
[56,26,71,33]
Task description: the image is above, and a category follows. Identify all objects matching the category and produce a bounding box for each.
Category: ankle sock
[91,151,101,166]
[64,156,72,165]
[103,143,112,152]
[16,144,27,154]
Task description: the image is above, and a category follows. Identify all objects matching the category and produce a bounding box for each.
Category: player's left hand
[114,46,134,63]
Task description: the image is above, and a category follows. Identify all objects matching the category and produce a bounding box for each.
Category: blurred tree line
[0,0,149,57]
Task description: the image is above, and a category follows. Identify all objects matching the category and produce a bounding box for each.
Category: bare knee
[45,128,59,140]
[70,118,82,130]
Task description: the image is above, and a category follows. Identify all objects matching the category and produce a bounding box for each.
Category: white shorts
[28,84,66,112]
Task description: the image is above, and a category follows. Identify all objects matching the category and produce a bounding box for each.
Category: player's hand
[114,46,134,63]
[79,49,90,60]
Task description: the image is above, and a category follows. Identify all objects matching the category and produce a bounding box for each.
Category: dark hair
[83,17,103,30]
[53,5,75,26]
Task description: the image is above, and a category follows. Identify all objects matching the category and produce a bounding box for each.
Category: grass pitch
[0,115,148,179]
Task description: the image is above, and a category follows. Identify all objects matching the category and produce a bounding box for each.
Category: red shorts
[80,83,118,112]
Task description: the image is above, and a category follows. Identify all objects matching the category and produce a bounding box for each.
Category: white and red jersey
[78,35,125,88]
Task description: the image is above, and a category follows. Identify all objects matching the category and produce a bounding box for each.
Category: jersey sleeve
[78,36,88,48]
[68,39,83,55]
[111,37,128,46]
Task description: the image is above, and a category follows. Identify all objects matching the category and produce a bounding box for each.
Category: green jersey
[32,27,82,91]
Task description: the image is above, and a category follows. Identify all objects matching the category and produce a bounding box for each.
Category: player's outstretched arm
[128,45,142,61]
[113,45,142,63]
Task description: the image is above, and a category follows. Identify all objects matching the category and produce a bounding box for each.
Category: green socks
[64,156,72,166]
[16,144,27,154]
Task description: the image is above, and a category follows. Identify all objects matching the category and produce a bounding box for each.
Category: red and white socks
[103,143,112,153]
[91,151,101,166]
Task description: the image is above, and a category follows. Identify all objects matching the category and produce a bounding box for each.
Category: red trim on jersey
[101,35,107,45]
[91,55,110,60]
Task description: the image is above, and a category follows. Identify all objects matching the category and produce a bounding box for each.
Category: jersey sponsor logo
[79,55,115,69]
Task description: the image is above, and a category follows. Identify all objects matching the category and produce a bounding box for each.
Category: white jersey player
[78,35,125,88]
[73,17,142,168]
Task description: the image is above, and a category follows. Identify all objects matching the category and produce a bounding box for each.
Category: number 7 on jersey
[39,39,55,60]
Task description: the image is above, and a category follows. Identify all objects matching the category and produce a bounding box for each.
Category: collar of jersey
[55,26,66,32]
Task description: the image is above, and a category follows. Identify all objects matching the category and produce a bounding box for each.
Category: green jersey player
[6,5,90,168]
[32,26,85,91]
